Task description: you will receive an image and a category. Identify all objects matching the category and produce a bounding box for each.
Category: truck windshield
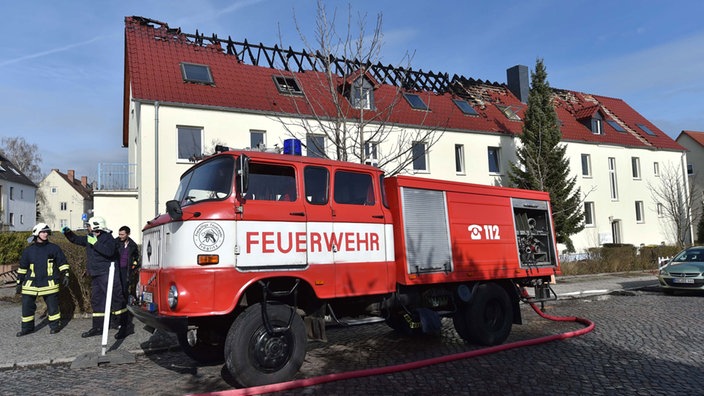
[174,156,234,205]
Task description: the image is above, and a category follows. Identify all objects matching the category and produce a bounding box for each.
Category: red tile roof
[123,16,684,152]
[678,130,704,148]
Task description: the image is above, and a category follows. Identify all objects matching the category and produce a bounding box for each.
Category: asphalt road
[0,286,702,396]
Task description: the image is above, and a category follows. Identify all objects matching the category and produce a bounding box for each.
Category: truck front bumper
[127,304,188,334]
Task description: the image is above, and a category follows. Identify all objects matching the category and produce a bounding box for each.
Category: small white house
[0,154,37,232]
[38,169,93,231]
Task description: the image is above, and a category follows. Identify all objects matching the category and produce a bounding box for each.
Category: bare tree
[649,163,695,247]
[0,137,43,183]
[273,0,446,175]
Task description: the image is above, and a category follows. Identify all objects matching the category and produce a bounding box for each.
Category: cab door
[330,168,389,297]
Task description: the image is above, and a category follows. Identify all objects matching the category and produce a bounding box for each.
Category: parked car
[658,246,704,294]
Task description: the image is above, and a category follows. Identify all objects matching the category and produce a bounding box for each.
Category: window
[488,147,501,173]
[273,76,303,95]
[584,202,595,227]
[496,104,521,121]
[688,164,694,175]
[51,187,57,194]
[455,144,465,174]
[581,154,592,177]
[657,203,664,217]
[173,156,234,205]
[631,157,641,179]
[244,163,297,201]
[350,78,373,109]
[591,118,603,135]
[412,141,428,171]
[250,130,265,149]
[304,166,329,205]
[60,219,68,228]
[606,120,626,132]
[180,62,214,84]
[403,93,429,110]
[306,134,326,158]
[9,187,13,200]
[653,162,660,177]
[60,202,67,211]
[20,190,23,199]
[177,126,203,161]
[452,99,478,116]
[9,213,14,226]
[608,157,618,200]
[636,124,657,136]
[364,141,378,165]
[635,201,645,223]
[334,171,374,205]
[20,214,23,224]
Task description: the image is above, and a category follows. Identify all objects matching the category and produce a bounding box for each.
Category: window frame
[412,141,429,172]
[496,104,521,121]
[635,201,645,223]
[250,130,266,150]
[452,99,479,116]
[455,144,466,174]
[584,201,595,227]
[631,157,641,180]
[653,162,660,177]
[306,134,326,158]
[608,157,619,201]
[581,154,592,177]
[488,147,501,174]
[403,93,429,111]
[273,75,303,95]
[350,77,374,110]
[177,126,204,162]
[364,141,378,165]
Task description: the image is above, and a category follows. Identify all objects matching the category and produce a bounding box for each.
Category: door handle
[372,215,384,219]
[289,212,305,216]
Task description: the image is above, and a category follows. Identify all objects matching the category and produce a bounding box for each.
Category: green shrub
[561,244,680,275]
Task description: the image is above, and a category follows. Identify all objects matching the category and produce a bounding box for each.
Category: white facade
[119,99,685,252]
[0,179,36,232]
[38,170,92,231]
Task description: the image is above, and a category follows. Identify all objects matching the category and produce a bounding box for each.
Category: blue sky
[2,0,704,181]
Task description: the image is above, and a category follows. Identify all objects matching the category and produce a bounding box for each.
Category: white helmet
[32,223,51,236]
[88,216,108,232]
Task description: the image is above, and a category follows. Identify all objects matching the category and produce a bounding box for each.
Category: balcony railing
[96,163,137,191]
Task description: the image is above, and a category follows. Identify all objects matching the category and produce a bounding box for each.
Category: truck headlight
[168,284,178,310]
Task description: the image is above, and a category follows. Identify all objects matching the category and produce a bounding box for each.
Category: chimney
[81,176,88,188]
[507,65,529,103]
[67,170,75,182]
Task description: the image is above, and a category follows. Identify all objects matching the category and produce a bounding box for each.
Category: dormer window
[496,104,520,121]
[403,93,429,111]
[452,99,479,116]
[349,77,373,109]
[273,76,303,95]
[180,62,214,84]
[591,117,603,135]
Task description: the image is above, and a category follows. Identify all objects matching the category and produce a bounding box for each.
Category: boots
[81,327,102,338]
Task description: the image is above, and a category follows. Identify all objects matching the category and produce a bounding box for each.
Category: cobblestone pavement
[0,288,702,395]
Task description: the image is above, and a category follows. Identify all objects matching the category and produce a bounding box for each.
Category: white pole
[101,262,115,356]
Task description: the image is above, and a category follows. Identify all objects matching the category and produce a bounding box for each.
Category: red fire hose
[193,290,594,396]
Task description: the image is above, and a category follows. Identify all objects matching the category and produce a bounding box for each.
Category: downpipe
[192,288,595,396]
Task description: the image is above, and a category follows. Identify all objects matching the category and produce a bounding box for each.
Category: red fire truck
[129,146,559,387]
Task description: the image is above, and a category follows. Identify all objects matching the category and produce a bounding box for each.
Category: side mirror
[236,154,250,197]
[165,200,183,221]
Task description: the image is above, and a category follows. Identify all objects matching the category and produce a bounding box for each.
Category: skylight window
[636,123,657,136]
[403,93,429,110]
[496,104,521,121]
[181,62,214,84]
[452,99,478,116]
[606,120,626,132]
[273,76,303,95]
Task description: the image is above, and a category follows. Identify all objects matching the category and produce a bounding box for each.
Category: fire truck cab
[129,146,558,387]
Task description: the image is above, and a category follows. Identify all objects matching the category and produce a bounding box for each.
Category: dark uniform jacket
[17,241,69,296]
[118,237,140,270]
[65,230,118,276]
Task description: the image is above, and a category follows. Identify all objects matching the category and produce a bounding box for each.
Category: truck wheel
[177,329,225,364]
[224,303,307,387]
[457,283,512,346]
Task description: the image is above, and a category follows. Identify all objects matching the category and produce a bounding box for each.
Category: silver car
[658,247,704,294]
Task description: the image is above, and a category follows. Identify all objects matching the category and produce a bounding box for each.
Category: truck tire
[177,330,225,364]
[225,303,307,387]
[455,283,512,346]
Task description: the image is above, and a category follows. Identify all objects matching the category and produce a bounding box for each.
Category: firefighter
[115,225,139,339]
[16,223,70,336]
[62,216,121,338]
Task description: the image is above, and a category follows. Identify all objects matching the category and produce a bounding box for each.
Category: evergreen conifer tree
[509,59,584,252]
